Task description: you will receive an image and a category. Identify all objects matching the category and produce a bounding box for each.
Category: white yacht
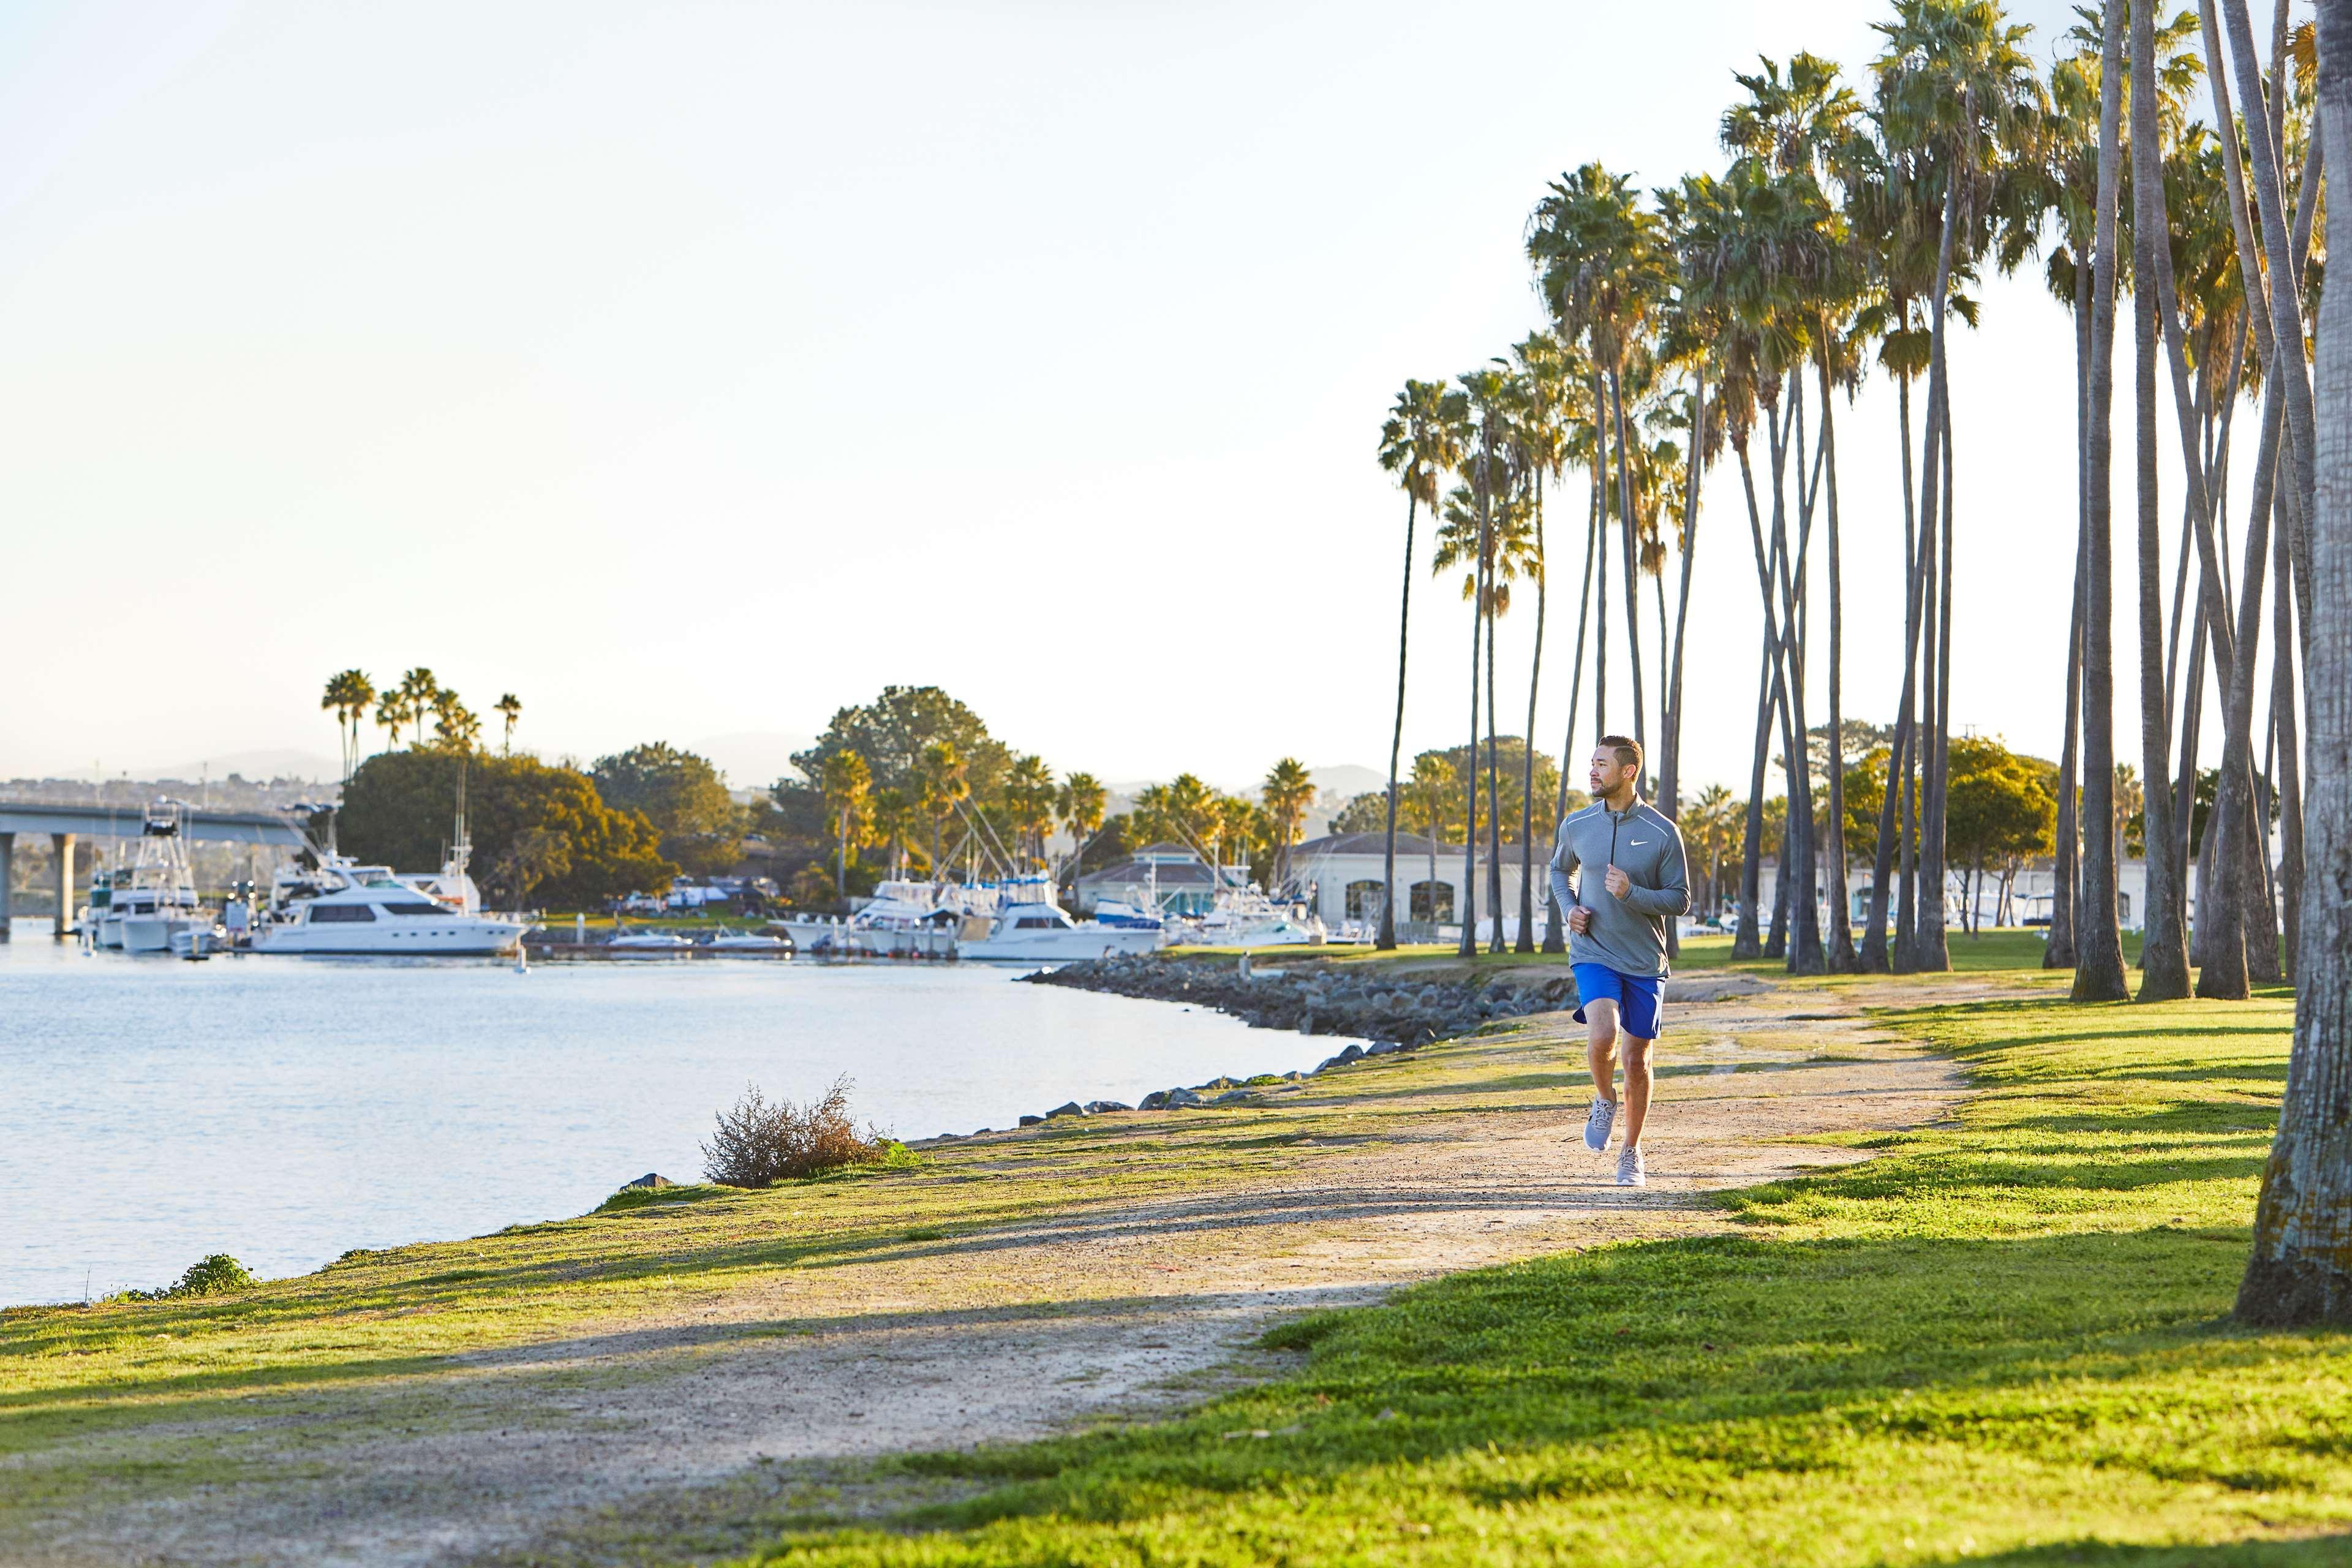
[956,878,1163,962]
[246,813,529,957]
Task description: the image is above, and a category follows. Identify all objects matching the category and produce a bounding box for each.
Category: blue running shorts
[1571,963,1664,1039]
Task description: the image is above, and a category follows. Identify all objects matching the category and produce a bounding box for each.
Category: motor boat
[100,804,213,955]
[247,870,531,956]
[956,878,1164,962]
[701,927,788,954]
[774,880,973,958]
[246,806,529,957]
[1175,886,1330,948]
[606,927,694,957]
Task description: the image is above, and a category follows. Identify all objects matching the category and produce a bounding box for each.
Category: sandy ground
[6,970,1981,1567]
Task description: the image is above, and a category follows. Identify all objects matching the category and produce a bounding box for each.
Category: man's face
[1589,748,1634,799]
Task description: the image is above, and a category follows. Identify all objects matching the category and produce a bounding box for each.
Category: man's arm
[1547,817,1580,917]
[1620,821,1692,918]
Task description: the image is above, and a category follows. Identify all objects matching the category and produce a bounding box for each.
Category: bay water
[0,920,1340,1306]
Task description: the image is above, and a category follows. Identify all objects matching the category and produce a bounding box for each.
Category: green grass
[1178,929,2136,979]
[723,985,2349,1567]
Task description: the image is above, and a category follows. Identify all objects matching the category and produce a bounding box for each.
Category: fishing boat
[99,804,213,955]
[774,880,971,958]
[956,877,1164,962]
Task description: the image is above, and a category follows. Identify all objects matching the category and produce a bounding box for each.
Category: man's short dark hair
[1597,734,1642,772]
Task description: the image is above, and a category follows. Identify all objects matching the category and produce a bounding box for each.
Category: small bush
[701,1076,888,1187]
[125,1253,256,1302]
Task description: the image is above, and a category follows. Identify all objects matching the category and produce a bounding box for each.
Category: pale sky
[3,0,2256,802]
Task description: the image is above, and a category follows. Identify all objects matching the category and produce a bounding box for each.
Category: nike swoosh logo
[1630,840,1649,846]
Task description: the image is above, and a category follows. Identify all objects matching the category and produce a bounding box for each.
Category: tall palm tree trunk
[1547,499,1600,954]
[1866,365,1923,972]
[2273,473,2304,977]
[1518,471,1545,954]
[1911,153,1964,973]
[2050,258,2092,971]
[1485,578,1505,954]
[1593,371,1611,740]
[2074,0,2131,1001]
[1659,371,1707,831]
[1460,440,1491,961]
[1610,364,1648,767]
[1820,352,1856,970]
[1733,437,1778,960]
[2237,0,2352,1324]
[1379,489,1420,951]
[2130,0,2190,1000]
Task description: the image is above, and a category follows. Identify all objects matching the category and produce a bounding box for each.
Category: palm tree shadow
[1947,1537,2351,1566]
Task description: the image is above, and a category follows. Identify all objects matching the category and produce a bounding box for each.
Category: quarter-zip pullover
[1547,799,1691,977]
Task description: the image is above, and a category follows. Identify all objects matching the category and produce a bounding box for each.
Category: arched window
[1344,880,1386,920]
[1409,880,1454,923]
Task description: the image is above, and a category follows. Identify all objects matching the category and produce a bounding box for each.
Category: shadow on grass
[1956,1539,2352,1566]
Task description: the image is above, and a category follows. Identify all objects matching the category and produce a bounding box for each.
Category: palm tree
[916,741,968,882]
[872,786,916,880]
[1530,164,1673,774]
[394,668,440,747]
[821,750,872,898]
[1261,758,1316,892]
[1056,771,1106,897]
[320,670,375,782]
[373,687,412,754]
[1004,755,1056,869]
[2237,0,2350,1325]
[1502,336,1575,954]
[2126,0,2192,1000]
[1376,379,1467,949]
[431,692,480,753]
[494,694,521,755]
[1871,0,2045,974]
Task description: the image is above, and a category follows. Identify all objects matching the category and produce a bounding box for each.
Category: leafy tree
[1945,734,2057,932]
[395,668,440,747]
[1412,741,1568,845]
[591,743,745,878]
[1331,792,1390,835]
[339,749,673,910]
[791,687,1012,807]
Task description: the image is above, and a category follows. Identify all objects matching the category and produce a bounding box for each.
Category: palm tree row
[1370,0,2352,1325]
[322,669,520,777]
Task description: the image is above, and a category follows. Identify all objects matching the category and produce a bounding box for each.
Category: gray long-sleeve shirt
[1547,799,1692,978]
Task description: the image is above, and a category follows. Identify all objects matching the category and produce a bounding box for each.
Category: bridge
[0,801,308,940]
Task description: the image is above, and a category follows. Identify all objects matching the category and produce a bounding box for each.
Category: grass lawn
[726,972,2347,1566]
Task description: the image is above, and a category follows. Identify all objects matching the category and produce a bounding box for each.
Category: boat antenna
[451,756,472,882]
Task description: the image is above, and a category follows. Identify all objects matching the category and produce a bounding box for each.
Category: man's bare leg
[1585,998,1620,1104]
[1620,1032,1654,1149]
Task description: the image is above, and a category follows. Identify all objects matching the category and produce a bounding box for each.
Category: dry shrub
[700,1076,887,1187]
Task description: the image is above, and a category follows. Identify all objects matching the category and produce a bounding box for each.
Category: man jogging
[1548,735,1691,1187]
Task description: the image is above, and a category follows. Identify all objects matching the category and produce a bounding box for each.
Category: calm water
[0,920,1339,1306]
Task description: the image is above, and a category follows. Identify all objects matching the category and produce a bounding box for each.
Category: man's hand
[1604,864,1632,899]
[1567,905,1594,936]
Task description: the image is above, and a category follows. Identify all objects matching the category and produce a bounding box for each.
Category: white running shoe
[1616,1147,1647,1187]
[1583,1096,1618,1152]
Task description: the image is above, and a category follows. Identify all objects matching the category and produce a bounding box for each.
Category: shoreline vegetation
[6,936,2344,1564]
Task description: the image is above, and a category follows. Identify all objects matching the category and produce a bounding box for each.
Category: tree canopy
[591,742,745,878]
[339,749,674,910]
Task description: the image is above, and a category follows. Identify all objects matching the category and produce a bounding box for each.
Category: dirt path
[7,971,1983,1567]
